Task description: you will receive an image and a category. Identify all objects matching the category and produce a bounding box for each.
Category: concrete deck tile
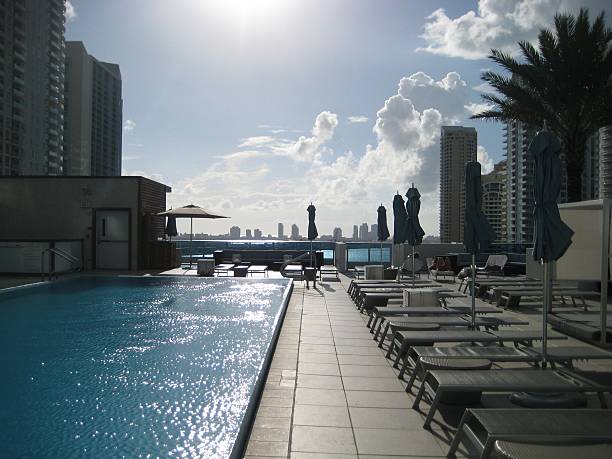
[298,352,338,364]
[253,416,292,430]
[256,405,293,418]
[300,336,335,345]
[249,426,291,442]
[299,343,336,354]
[345,390,412,409]
[295,388,347,406]
[297,374,344,390]
[291,426,357,454]
[245,440,289,457]
[290,452,357,459]
[353,428,445,456]
[341,376,405,392]
[337,354,390,366]
[339,364,396,378]
[333,338,377,347]
[349,407,424,430]
[335,345,383,356]
[298,362,341,376]
[293,404,351,427]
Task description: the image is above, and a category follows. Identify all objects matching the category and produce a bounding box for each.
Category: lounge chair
[429,256,455,282]
[214,263,235,276]
[414,369,609,429]
[448,408,612,458]
[319,265,339,280]
[496,287,597,309]
[376,315,528,350]
[477,254,508,276]
[359,289,464,312]
[391,329,567,377]
[405,345,612,392]
[367,303,501,334]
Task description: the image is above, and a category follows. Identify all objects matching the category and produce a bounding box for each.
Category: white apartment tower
[0,0,66,175]
[63,41,122,176]
[439,126,477,243]
[482,160,507,242]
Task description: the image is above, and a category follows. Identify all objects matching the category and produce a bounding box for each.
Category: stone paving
[244,274,612,458]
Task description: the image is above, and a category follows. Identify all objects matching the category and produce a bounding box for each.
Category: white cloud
[417,0,611,60]
[398,72,468,122]
[464,102,494,116]
[65,1,77,22]
[123,119,136,133]
[169,72,489,235]
[477,145,494,174]
[347,116,369,123]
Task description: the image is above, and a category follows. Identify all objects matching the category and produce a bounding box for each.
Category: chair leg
[423,390,442,430]
[447,411,471,458]
[377,322,390,347]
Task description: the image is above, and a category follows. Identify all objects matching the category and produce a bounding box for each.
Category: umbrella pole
[471,253,476,329]
[412,245,415,288]
[310,240,313,268]
[542,260,552,367]
[189,217,193,269]
[380,242,383,267]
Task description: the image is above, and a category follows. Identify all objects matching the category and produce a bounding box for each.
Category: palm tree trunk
[564,141,585,203]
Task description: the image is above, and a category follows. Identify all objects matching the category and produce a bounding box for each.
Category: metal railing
[41,247,81,281]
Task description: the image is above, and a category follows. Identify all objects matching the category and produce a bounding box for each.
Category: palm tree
[472,8,612,202]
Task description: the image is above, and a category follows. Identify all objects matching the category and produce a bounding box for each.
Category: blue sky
[65,0,610,236]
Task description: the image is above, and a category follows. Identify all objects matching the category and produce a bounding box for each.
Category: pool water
[0,276,291,458]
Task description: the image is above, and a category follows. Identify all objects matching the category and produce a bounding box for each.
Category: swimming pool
[0,275,292,458]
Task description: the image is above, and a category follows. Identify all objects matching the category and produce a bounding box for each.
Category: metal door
[95,210,130,269]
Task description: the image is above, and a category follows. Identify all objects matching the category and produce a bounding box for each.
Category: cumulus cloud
[418,0,611,60]
[477,145,494,174]
[65,1,77,22]
[347,116,369,123]
[123,119,136,133]
[171,71,490,235]
[398,72,468,122]
[465,102,494,116]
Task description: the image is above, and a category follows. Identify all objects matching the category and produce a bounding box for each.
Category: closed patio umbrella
[464,162,496,328]
[405,185,425,287]
[530,129,574,365]
[377,204,390,264]
[307,203,318,267]
[392,193,408,245]
[157,204,228,268]
[165,216,178,240]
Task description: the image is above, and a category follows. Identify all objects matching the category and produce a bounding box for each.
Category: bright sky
[65,0,611,237]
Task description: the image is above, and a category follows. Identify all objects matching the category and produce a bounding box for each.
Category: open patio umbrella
[165,216,178,240]
[529,129,574,365]
[405,185,425,287]
[307,203,318,267]
[157,204,228,268]
[464,162,496,328]
[377,205,390,264]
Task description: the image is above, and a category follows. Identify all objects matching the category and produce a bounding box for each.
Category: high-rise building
[290,224,299,240]
[600,126,612,199]
[352,225,359,240]
[504,120,536,243]
[254,228,262,239]
[332,227,342,241]
[1,0,66,176]
[370,224,378,241]
[63,41,122,176]
[245,229,252,239]
[229,226,240,239]
[359,223,369,241]
[439,126,477,243]
[482,160,507,242]
[277,223,284,239]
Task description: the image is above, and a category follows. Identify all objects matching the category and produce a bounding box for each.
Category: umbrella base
[509,391,586,408]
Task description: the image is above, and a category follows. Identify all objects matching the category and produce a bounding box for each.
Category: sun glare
[204,0,288,27]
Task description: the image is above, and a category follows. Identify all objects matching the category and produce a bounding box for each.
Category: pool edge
[230,278,294,459]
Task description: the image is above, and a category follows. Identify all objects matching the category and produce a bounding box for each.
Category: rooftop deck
[244,273,612,458]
